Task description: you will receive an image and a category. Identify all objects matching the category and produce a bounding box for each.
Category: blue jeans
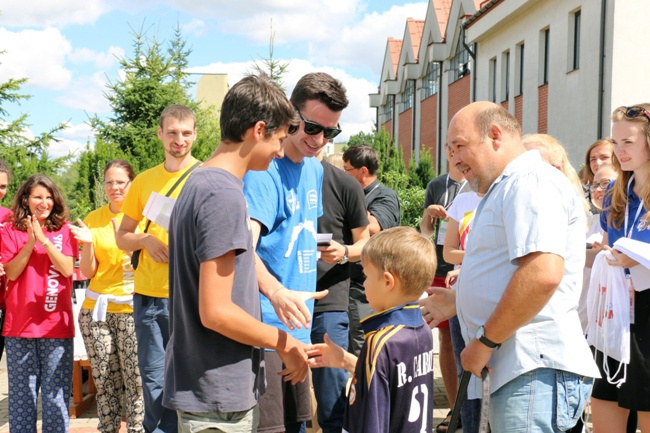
[310,311,349,433]
[5,337,73,433]
[490,368,593,432]
[134,294,177,433]
[449,316,481,433]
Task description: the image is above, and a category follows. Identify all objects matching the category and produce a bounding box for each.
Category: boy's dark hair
[12,174,69,232]
[0,159,12,180]
[361,226,437,298]
[342,144,379,175]
[290,72,349,112]
[160,104,196,129]
[220,74,298,143]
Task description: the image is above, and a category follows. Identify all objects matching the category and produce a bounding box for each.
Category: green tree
[71,23,221,219]
[250,19,290,91]
[0,52,69,205]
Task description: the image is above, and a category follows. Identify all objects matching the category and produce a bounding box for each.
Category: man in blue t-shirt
[244,72,349,433]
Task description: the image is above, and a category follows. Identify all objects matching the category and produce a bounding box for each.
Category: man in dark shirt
[342,144,401,355]
[312,150,369,433]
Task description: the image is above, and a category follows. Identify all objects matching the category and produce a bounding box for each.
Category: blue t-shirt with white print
[244,155,323,344]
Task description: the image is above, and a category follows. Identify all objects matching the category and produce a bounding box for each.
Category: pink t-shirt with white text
[1,223,77,338]
[0,206,12,309]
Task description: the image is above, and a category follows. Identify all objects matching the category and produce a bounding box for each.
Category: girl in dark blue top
[592,103,650,432]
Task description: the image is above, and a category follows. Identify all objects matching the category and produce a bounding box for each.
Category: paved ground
[0,332,455,433]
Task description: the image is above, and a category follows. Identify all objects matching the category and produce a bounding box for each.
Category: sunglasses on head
[294,109,342,140]
[623,106,650,122]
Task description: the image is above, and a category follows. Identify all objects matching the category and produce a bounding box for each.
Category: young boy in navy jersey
[308,226,436,433]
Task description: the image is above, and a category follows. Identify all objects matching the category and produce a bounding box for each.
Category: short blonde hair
[361,226,437,298]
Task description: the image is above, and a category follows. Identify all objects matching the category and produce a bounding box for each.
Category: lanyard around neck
[624,174,644,239]
[444,174,467,209]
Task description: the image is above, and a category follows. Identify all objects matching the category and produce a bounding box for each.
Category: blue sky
[0,0,428,158]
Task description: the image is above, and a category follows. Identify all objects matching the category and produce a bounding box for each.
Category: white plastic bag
[586,251,630,387]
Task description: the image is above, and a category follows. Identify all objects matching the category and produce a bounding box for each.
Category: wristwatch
[476,326,501,349]
[338,245,349,265]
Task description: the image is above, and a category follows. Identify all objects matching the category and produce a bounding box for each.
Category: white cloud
[46,123,94,158]
[0,0,108,27]
[314,3,429,75]
[56,71,112,114]
[68,46,125,69]
[187,58,376,141]
[0,27,72,89]
[181,19,206,37]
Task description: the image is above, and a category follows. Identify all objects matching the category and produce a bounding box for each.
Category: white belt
[84,289,134,322]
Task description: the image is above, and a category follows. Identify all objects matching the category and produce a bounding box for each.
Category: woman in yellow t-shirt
[70,159,144,433]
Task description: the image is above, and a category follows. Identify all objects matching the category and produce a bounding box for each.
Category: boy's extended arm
[199,251,309,384]
[307,333,358,375]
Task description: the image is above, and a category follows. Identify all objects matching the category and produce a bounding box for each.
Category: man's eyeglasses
[589,179,612,192]
[623,106,650,122]
[104,180,131,188]
[294,110,342,140]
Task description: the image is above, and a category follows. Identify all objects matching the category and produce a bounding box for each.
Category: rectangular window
[450,26,470,83]
[501,50,510,102]
[422,62,440,100]
[489,57,497,103]
[569,9,581,70]
[383,95,394,121]
[539,28,550,85]
[515,43,524,96]
[401,80,414,111]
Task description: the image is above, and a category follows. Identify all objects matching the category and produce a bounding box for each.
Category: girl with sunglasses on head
[590,103,650,432]
[0,174,78,433]
[69,159,145,433]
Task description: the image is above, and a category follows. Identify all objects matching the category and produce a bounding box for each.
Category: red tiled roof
[388,37,403,76]
[433,0,452,40]
[406,18,425,61]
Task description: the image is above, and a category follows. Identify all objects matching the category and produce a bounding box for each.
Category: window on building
[422,62,440,100]
[569,9,581,70]
[383,95,394,121]
[515,43,524,96]
[501,50,510,102]
[489,57,497,103]
[401,80,414,112]
[539,28,550,85]
[450,26,471,83]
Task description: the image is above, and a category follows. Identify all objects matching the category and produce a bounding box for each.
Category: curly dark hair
[12,174,69,232]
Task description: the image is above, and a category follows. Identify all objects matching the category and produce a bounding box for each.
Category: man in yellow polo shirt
[116,104,200,433]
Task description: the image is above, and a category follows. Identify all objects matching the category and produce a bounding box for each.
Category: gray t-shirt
[164,167,265,413]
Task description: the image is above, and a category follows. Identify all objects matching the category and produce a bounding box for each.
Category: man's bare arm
[116,214,168,263]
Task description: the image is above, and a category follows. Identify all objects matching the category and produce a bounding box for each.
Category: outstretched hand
[419,286,457,329]
[270,289,329,330]
[70,219,93,244]
[306,333,345,369]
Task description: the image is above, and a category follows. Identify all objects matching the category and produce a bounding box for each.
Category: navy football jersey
[343,303,434,433]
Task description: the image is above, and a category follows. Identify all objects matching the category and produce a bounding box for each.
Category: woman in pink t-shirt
[0,174,77,433]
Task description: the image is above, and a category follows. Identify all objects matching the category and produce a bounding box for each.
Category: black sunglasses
[623,106,650,122]
[294,110,342,140]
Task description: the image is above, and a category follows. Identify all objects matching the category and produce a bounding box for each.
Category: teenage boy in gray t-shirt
[164,75,309,432]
